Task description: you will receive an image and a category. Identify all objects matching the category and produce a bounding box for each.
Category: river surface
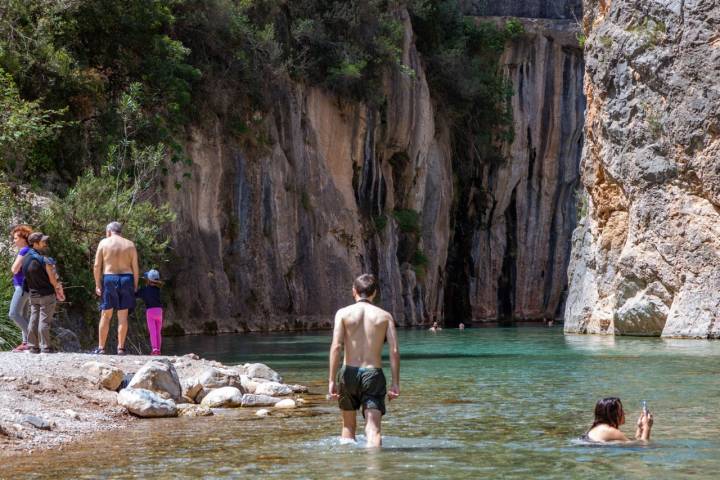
[5,327,720,479]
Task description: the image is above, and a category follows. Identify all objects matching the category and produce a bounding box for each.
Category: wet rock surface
[240,394,282,407]
[565,0,720,338]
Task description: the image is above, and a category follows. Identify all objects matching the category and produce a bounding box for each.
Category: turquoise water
[5,327,720,478]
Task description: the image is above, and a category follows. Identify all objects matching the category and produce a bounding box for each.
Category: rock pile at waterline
[96,356,304,418]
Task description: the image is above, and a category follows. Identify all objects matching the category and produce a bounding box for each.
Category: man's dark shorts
[100,274,135,311]
[337,365,386,417]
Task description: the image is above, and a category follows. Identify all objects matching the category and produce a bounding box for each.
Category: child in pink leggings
[135,269,164,355]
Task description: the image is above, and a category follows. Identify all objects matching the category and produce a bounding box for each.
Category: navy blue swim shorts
[100,274,135,311]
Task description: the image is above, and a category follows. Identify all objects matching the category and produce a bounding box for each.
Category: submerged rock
[83,361,124,391]
[117,388,178,418]
[127,359,182,401]
[240,394,282,407]
[177,404,213,417]
[244,363,283,383]
[274,399,297,409]
[288,384,309,393]
[200,387,243,408]
[255,408,271,417]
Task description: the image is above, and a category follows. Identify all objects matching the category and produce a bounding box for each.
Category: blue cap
[144,269,160,281]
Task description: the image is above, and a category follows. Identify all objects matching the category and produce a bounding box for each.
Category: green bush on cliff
[284,0,406,102]
[0,68,69,174]
[393,209,421,234]
[408,0,517,144]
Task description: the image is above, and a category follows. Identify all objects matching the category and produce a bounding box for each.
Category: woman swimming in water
[585,397,653,442]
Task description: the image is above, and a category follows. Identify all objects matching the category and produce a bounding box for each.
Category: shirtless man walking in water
[328,274,400,448]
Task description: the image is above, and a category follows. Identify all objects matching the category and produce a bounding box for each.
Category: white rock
[240,393,282,407]
[243,363,283,383]
[274,399,297,409]
[177,404,213,417]
[82,361,124,391]
[240,375,258,394]
[254,381,293,397]
[117,388,177,418]
[64,409,80,420]
[256,409,271,417]
[200,386,243,408]
[128,359,182,400]
[197,367,244,390]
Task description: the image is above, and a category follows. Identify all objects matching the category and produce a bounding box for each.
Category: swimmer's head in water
[353,273,378,300]
[592,397,625,429]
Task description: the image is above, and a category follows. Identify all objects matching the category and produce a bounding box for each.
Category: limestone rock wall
[164,10,586,333]
[460,0,582,19]
[564,0,720,338]
[467,18,585,322]
[165,10,452,332]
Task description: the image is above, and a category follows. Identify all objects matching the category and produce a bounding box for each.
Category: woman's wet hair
[591,397,624,429]
[10,224,32,241]
[353,274,378,298]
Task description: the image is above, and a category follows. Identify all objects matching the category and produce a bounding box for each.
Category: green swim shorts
[337,365,387,416]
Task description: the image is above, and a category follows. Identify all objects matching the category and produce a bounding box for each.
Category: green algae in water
[5,328,720,479]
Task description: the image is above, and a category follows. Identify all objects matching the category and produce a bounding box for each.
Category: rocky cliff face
[564,0,720,338]
[460,0,582,19]
[451,18,584,323]
[166,9,585,333]
[166,11,452,333]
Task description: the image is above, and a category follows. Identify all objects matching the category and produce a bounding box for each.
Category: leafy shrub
[411,249,429,280]
[393,209,421,234]
[0,68,68,174]
[373,214,388,232]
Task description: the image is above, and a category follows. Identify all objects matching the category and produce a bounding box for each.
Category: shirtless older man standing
[328,274,400,448]
[92,222,139,355]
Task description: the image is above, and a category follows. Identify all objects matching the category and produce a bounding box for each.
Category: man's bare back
[337,301,391,368]
[94,235,138,276]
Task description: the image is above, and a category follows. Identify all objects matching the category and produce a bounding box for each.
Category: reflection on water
[564,333,617,351]
[5,327,720,479]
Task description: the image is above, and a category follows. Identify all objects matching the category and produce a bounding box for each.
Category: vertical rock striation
[448,18,584,323]
[565,1,720,337]
[165,8,586,333]
[166,10,452,332]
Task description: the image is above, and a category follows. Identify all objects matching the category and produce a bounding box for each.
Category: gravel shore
[0,352,288,457]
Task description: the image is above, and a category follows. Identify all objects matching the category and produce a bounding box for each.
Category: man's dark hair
[353,274,378,298]
[27,232,46,246]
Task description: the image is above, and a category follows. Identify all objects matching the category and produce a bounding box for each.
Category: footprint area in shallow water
[304,435,464,451]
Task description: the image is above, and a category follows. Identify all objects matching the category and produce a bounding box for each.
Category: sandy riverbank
[0,352,307,458]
